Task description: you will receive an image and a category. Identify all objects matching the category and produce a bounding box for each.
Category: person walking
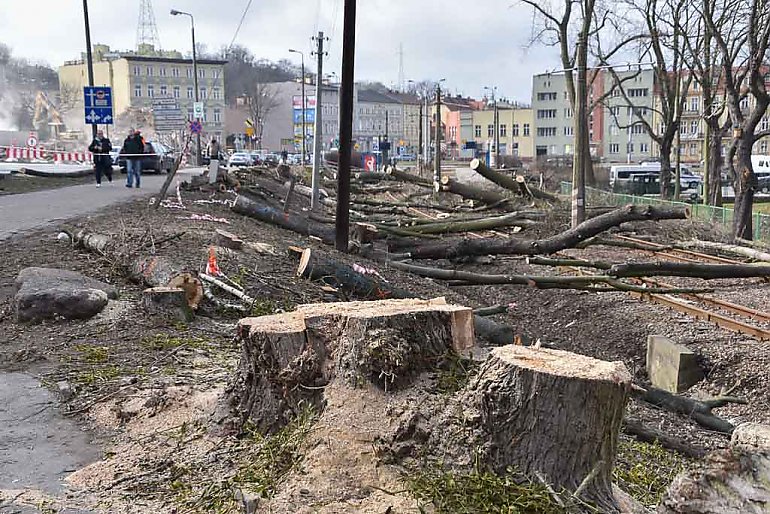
[88,129,113,187]
[121,128,144,188]
[206,136,221,162]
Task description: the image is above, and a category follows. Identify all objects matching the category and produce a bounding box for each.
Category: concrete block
[646,335,703,393]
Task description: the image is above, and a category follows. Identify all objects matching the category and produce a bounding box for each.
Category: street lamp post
[171,9,200,165]
[434,78,446,184]
[289,49,306,166]
[82,0,97,141]
[485,86,499,168]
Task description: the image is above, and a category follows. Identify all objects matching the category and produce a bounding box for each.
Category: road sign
[193,102,204,119]
[83,86,113,125]
[245,127,255,137]
[363,154,376,172]
[26,132,38,147]
[190,120,203,134]
[372,138,379,152]
[152,97,185,132]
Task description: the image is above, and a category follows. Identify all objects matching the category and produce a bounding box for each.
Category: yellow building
[59,44,227,138]
[470,107,534,160]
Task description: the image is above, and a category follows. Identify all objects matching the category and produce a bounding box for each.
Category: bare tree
[702,0,770,239]
[244,82,280,149]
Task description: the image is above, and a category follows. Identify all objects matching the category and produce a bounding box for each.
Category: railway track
[562,235,770,340]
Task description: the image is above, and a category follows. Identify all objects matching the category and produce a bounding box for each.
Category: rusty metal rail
[613,235,741,265]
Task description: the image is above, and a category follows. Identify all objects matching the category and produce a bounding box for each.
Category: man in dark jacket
[88,129,113,187]
[121,128,144,188]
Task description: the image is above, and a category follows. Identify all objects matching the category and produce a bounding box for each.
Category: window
[512,124,520,136]
[564,108,573,118]
[213,109,221,123]
[160,85,167,97]
[612,88,621,97]
[640,143,649,153]
[523,124,530,136]
[202,109,207,122]
[609,143,620,154]
[609,106,621,116]
[564,144,573,154]
[147,85,154,98]
[627,142,634,153]
[213,88,221,100]
[536,127,557,137]
[198,68,205,78]
[691,120,699,135]
[762,116,769,132]
[610,124,619,136]
[133,65,141,76]
[741,97,749,111]
[537,109,557,119]
[631,124,645,135]
[628,88,649,97]
[172,67,180,78]
[761,141,769,153]
[187,108,193,120]
[200,88,207,100]
[536,92,558,101]
[488,124,494,137]
[474,125,482,137]
[146,66,153,76]
[186,68,193,78]
[173,86,180,98]
[690,97,699,112]
[564,126,574,136]
[134,85,142,97]
[159,67,167,77]
[500,124,507,137]
[187,86,194,99]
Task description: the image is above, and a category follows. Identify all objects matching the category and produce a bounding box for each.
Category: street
[0,168,201,240]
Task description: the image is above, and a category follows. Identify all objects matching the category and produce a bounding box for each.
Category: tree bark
[608,261,770,280]
[660,140,674,200]
[130,256,203,309]
[706,119,724,206]
[403,212,538,235]
[676,240,770,262]
[465,345,631,512]
[141,287,193,322]
[437,175,513,206]
[385,165,433,187]
[231,194,336,245]
[405,204,690,260]
[733,139,757,240]
[470,158,559,202]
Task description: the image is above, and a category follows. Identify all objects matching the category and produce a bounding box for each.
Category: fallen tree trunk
[465,345,632,512]
[231,194,336,245]
[385,165,433,187]
[632,385,746,434]
[350,196,457,213]
[405,204,690,259]
[526,255,612,270]
[676,240,770,262]
[404,212,537,235]
[470,158,558,202]
[608,261,770,280]
[437,176,513,206]
[623,417,707,459]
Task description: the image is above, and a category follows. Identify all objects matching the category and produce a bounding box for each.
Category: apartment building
[59,44,226,139]
[468,106,535,160]
[602,70,656,163]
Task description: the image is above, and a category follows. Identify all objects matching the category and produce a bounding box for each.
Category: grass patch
[74,365,122,386]
[75,344,110,364]
[404,463,571,513]
[173,405,317,513]
[141,334,207,351]
[613,436,689,508]
[435,353,478,394]
[250,299,279,317]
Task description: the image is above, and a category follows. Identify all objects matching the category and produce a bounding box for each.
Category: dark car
[119,141,175,174]
[758,175,770,194]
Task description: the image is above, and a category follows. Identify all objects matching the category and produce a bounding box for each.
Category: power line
[228,0,254,51]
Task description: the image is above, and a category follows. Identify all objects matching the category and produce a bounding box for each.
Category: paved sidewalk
[0,168,201,240]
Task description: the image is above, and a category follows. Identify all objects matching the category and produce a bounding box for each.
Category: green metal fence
[560,182,770,241]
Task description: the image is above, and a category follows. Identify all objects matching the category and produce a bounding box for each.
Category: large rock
[731,423,770,450]
[14,267,118,322]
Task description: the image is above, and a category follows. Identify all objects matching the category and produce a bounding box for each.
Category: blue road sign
[83,86,114,125]
[190,120,203,134]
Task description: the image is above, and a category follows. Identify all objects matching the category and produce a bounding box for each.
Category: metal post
[417,101,423,162]
[82,0,97,140]
[311,32,325,211]
[300,58,306,165]
[383,110,389,166]
[191,18,200,166]
[424,96,429,164]
[434,84,442,184]
[336,0,356,252]
[494,93,500,168]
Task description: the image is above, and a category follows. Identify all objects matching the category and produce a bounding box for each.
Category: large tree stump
[141,287,193,321]
[228,298,474,433]
[465,345,632,512]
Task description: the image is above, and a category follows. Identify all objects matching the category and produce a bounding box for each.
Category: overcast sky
[0,0,562,103]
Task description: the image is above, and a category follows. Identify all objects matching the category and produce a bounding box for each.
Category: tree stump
[141,287,193,321]
[130,256,203,309]
[465,345,632,513]
[215,229,244,250]
[228,298,474,433]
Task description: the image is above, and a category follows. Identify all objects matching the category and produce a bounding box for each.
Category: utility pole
[336,0,356,252]
[424,96,430,165]
[434,81,443,184]
[82,0,97,140]
[418,102,423,161]
[383,110,389,167]
[171,9,199,164]
[571,34,588,228]
[311,32,326,211]
[494,96,500,168]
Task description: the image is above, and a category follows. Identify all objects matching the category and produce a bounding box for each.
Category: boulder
[731,423,770,450]
[14,267,118,323]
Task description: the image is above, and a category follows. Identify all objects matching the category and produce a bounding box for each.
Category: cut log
[228,298,475,432]
[472,314,515,345]
[384,165,433,187]
[623,417,707,459]
[215,229,244,250]
[282,175,297,212]
[608,261,770,279]
[231,194,336,245]
[632,385,745,433]
[200,273,255,305]
[438,176,512,206]
[130,256,203,309]
[473,304,511,317]
[141,287,193,322]
[526,255,612,270]
[167,273,204,310]
[465,345,632,512]
[297,248,412,300]
[470,158,558,202]
[72,229,113,254]
[404,211,537,235]
[677,240,770,262]
[405,204,690,259]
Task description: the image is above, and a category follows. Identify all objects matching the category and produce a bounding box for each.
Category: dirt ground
[1,176,769,513]
[0,173,94,195]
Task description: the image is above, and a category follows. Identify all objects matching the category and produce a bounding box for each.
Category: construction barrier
[4,145,93,163]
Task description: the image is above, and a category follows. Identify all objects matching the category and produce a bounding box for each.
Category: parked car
[201,150,226,166]
[264,153,279,166]
[118,141,175,174]
[758,175,770,194]
[248,151,263,165]
[228,152,253,167]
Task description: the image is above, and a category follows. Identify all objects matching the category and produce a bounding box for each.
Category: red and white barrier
[54,151,93,163]
[4,145,93,163]
[6,146,48,160]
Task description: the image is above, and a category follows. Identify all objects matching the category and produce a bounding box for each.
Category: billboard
[292,95,317,109]
[293,109,316,124]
